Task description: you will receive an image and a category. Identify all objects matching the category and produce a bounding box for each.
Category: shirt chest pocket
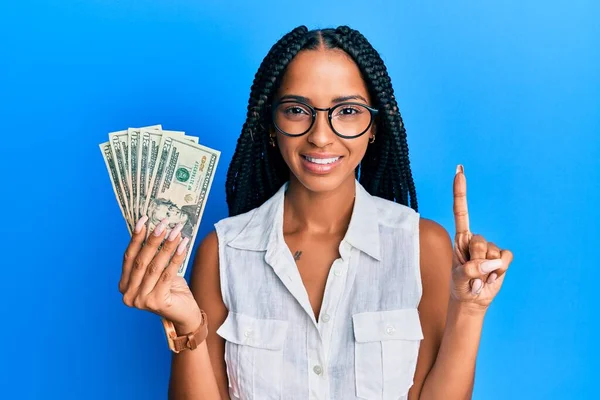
[352,309,424,400]
[216,312,288,400]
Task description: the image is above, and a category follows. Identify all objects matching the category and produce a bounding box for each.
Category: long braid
[226,26,309,216]
[226,25,418,216]
[332,26,418,210]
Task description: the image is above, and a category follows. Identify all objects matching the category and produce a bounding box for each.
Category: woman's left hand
[451,165,514,311]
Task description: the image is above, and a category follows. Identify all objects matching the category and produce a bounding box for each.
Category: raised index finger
[453,164,470,234]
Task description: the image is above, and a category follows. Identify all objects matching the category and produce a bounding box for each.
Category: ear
[268,126,277,141]
[370,123,377,140]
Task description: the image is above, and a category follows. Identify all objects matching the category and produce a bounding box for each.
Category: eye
[340,107,358,115]
[276,102,312,121]
[334,105,364,118]
[284,106,309,115]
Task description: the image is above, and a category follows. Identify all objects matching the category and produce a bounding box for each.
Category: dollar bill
[139,129,186,217]
[129,128,141,221]
[144,136,220,276]
[101,125,162,227]
[138,130,152,223]
[108,130,133,223]
[129,125,162,222]
[101,125,217,276]
[99,141,133,233]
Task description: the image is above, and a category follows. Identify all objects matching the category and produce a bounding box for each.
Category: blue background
[1,1,598,399]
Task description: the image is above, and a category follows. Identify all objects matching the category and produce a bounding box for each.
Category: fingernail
[456,164,464,175]
[487,272,498,284]
[134,216,148,233]
[177,237,190,255]
[168,223,184,241]
[471,278,483,295]
[481,259,503,273]
[153,218,168,237]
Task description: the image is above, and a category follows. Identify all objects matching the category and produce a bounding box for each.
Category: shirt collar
[227,179,381,261]
[345,180,382,261]
[227,181,287,252]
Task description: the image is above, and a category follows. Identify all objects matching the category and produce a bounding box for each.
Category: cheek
[276,137,299,165]
[345,138,370,162]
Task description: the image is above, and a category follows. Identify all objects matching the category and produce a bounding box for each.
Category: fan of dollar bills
[99,124,220,277]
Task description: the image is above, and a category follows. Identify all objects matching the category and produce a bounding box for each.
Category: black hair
[225,25,418,216]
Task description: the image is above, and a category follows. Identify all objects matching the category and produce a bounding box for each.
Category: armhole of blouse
[213,221,232,311]
[414,211,424,304]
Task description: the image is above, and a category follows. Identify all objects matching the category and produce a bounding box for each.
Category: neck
[283,175,356,235]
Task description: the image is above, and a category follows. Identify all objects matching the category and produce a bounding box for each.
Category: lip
[300,154,344,175]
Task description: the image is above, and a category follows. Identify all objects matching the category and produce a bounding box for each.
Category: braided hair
[226,25,418,216]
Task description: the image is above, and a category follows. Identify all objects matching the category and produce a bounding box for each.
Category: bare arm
[408,218,455,399]
[419,299,483,400]
[168,231,231,400]
[409,218,480,400]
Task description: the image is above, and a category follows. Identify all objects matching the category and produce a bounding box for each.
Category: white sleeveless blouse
[214,179,423,400]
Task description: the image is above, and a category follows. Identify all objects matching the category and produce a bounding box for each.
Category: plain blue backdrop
[1,1,598,399]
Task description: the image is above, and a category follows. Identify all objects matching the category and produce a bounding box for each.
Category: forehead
[277,49,370,103]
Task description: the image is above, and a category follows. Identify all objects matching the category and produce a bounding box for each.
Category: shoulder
[369,195,420,229]
[418,217,453,289]
[213,207,258,242]
[419,217,452,255]
[213,186,284,244]
[367,198,452,270]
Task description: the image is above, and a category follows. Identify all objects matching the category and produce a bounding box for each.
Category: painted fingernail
[134,216,148,233]
[481,259,503,273]
[456,164,464,175]
[177,237,190,255]
[168,223,184,241]
[471,278,483,295]
[487,272,498,284]
[153,218,168,237]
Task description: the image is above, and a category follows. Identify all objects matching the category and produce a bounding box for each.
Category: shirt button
[321,314,330,323]
[244,329,253,338]
[385,325,396,335]
[333,269,343,276]
[313,365,323,375]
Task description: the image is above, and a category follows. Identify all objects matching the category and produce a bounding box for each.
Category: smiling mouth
[301,155,342,164]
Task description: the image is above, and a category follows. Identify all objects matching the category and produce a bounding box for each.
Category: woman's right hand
[118,216,203,334]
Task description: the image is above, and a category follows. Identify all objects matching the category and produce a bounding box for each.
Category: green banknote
[100,125,218,277]
[144,134,220,276]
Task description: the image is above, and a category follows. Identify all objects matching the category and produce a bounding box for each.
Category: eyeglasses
[271,99,379,139]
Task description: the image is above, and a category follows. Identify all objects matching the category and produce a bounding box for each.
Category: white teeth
[305,156,340,165]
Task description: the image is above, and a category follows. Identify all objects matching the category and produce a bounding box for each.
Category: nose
[306,110,336,148]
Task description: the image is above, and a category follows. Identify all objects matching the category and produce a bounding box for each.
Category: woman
[119,25,513,400]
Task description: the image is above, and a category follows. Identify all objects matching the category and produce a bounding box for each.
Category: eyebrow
[278,94,369,104]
